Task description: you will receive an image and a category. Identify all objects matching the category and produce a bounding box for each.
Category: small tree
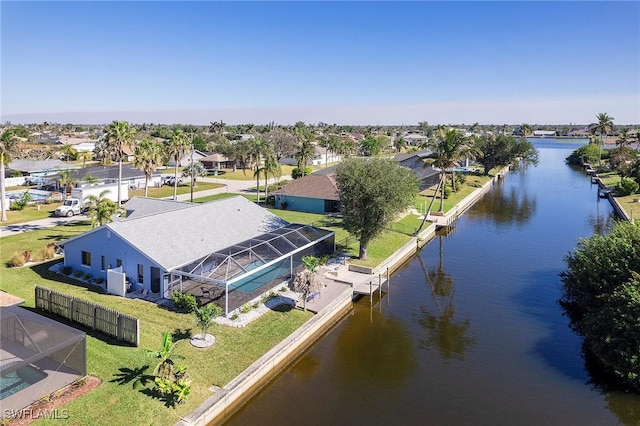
[192,304,222,339]
[292,256,323,311]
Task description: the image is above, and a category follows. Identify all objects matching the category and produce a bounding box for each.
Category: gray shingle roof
[273,174,339,200]
[106,196,288,270]
[123,197,193,219]
[8,160,77,173]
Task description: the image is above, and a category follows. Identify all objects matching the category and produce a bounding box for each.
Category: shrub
[84,273,92,280]
[8,252,25,268]
[62,266,72,275]
[172,291,199,313]
[281,201,288,210]
[616,178,639,196]
[74,270,84,278]
[39,245,56,261]
[240,303,252,314]
[95,277,104,284]
[230,313,239,320]
[252,301,259,309]
[291,167,312,179]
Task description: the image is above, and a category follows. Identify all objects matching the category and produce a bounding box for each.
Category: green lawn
[416,173,492,214]
[0,202,65,225]
[129,181,224,199]
[0,223,311,425]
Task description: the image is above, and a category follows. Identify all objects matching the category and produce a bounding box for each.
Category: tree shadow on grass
[172,328,193,342]
[110,365,154,389]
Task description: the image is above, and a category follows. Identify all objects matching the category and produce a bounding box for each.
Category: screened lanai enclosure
[0,306,86,412]
[167,223,335,316]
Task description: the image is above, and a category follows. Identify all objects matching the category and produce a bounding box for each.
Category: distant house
[279,145,341,168]
[58,196,335,316]
[273,173,340,214]
[394,150,440,190]
[169,149,208,168]
[533,130,557,137]
[403,133,429,146]
[199,153,236,171]
[71,164,161,189]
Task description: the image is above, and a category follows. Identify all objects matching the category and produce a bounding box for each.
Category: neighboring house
[403,133,429,146]
[394,150,440,190]
[533,130,557,137]
[28,131,60,144]
[169,149,208,168]
[273,173,340,213]
[59,196,335,315]
[279,145,342,168]
[199,153,236,171]
[71,164,162,189]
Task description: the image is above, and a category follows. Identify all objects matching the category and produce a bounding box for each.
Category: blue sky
[1,1,638,125]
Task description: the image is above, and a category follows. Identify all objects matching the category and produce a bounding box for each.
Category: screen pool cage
[0,305,86,412]
[167,223,335,316]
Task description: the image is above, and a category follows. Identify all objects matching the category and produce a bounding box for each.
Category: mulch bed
[5,376,102,425]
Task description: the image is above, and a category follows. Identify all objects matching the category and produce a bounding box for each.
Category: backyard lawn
[0,223,311,425]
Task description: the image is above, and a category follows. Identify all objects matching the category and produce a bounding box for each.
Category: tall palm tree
[105,120,136,204]
[94,138,112,165]
[295,138,316,176]
[261,151,281,201]
[1,129,20,222]
[430,128,469,213]
[594,112,614,166]
[134,138,162,197]
[166,130,190,201]
[616,128,630,147]
[521,123,532,138]
[244,136,273,203]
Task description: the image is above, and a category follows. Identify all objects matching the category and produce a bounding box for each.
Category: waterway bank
[178,167,511,425]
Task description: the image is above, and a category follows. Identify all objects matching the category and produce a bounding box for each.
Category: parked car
[162,176,182,186]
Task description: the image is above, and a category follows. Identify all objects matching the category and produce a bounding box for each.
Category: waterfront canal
[224,140,638,425]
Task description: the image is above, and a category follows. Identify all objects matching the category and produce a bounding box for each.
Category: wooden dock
[323,266,388,296]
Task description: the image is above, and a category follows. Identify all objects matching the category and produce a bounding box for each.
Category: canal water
[224,140,638,426]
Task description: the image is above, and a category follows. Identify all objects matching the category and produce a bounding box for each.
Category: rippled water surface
[223,140,638,426]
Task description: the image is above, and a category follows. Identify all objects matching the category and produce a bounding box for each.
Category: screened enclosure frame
[0,305,87,411]
[168,223,335,316]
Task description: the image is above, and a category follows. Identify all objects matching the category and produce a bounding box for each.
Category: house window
[116,259,122,267]
[101,256,106,271]
[137,264,144,284]
[81,251,91,266]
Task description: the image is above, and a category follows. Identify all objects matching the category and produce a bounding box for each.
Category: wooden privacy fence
[35,285,140,346]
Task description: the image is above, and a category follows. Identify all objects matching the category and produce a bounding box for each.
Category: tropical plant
[145,332,185,380]
[520,123,532,138]
[336,157,419,260]
[134,138,163,197]
[292,257,323,311]
[261,152,281,201]
[243,136,274,203]
[105,120,136,204]
[181,161,207,185]
[59,143,78,162]
[593,112,615,166]
[56,169,78,200]
[171,291,199,313]
[166,130,190,201]
[85,189,122,227]
[93,137,112,165]
[11,190,32,211]
[1,129,20,222]
[475,133,539,175]
[192,304,222,338]
[76,151,93,168]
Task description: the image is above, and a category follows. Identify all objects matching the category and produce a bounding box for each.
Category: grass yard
[210,165,298,181]
[416,173,492,214]
[0,223,311,426]
[129,181,224,199]
[0,202,65,225]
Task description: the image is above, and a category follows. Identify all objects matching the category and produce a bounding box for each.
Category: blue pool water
[229,259,294,293]
[0,366,47,400]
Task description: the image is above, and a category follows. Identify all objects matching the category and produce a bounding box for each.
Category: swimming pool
[5,189,55,202]
[229,259,294,293]
[0,365,47,400]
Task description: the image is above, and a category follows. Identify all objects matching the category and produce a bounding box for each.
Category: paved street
[0,176,290,238]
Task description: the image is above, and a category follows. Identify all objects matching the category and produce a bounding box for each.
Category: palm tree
[295,138,315,176]
[56,169,77,199]
[104,120,136,204]
[60,144,77,162]
[1,129,20,222]
[616,128,630,147]
[262,152,281,201]
[292,256,322,311]
[244,136,273,203]
[85,189,122,227]
[521,123,532,138]
[594,112,614,166]
[134,138,162,197]
[430,128,470,213]
[166,130,190,201]
[76,151,93,168]
[94,138,112,165]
